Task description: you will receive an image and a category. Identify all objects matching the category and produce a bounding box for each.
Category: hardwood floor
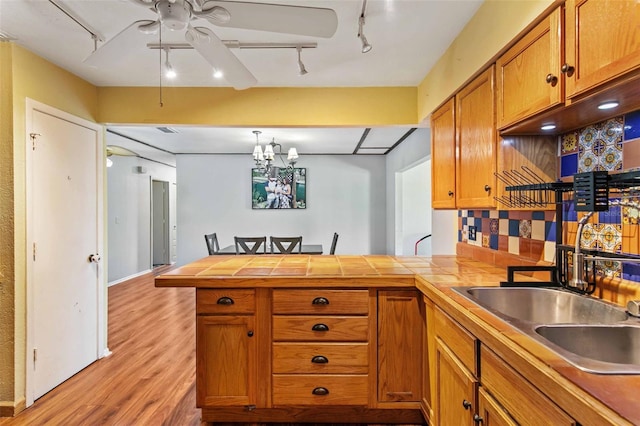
[0,266,202,426]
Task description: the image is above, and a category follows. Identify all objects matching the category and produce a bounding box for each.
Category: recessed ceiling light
[598,101,619,110]
[541,124,556,131]
[213,69,223,79]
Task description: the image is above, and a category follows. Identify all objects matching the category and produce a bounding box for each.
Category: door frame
[24,98,108,407]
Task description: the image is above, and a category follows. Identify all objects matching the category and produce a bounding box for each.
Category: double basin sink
[451,286,640,374]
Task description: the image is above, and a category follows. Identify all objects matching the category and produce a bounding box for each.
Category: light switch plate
[468,226,477,241]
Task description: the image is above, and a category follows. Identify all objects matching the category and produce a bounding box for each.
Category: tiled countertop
[155,254,637,425]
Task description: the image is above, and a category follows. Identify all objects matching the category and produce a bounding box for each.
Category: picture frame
[252,167,307,209]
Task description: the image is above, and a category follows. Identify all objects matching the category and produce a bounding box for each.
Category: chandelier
[252,130,299,174]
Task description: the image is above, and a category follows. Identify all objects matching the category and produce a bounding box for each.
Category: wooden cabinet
[455,66,497,208]
[271,289,371,406]
[477,388,517,426]
[496,7,563,129]
[431,98,456,208]
[377,290,422,404]
[196,289,257,407]
[565,0,640,99]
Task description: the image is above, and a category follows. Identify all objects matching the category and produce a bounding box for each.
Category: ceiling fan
[83,0,338,90]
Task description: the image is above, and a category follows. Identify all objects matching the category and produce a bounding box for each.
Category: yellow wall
[97,86,418,126]
[417,0,556,122]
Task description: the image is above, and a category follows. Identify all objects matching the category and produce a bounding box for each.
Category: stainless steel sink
[536,325,640,374]
[455,286,628,325]
[451,286,640,374]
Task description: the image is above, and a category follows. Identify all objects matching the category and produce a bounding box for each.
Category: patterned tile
[519,219,532,238]
[482,234,490,248]
[600,144,623,172]
[578,150,598,172]
[599,223,622,252]
[489,219,499,235]
[622,200,640,224]
[561,132,578,154]
[580,223,598,250]
[596,260,621,278]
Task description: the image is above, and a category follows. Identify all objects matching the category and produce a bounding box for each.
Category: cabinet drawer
[196,289,255,314]
[272,375,368,406]
[272,289,369,314]
[481,345,576,425]
[273,316,369,342]
[434,307,478,375]
[273,343,369,374]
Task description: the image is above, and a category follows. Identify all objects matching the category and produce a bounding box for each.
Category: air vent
[0,30,17,41]
[156,127,178,134]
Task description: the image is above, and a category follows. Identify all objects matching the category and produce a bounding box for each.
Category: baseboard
[108,269,152,287]
[0,398,26,417]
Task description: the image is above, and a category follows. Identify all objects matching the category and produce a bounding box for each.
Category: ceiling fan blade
[199,1,338,38]
[83,20,156,67]
[186,26,257,90]
[106,145,139,157]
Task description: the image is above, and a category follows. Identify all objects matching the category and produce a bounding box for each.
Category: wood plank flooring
[0,265,202,426]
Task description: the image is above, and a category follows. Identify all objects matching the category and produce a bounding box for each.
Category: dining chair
[330,232,339,255]
[204,232,220,255]
[270,236,302,254]
[234,236,267,254]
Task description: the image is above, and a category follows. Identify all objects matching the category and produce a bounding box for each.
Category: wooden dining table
[214,244,324,255]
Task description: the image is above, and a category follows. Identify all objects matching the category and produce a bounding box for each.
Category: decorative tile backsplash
[458,109,640,284]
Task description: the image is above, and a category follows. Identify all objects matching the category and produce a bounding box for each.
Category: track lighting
[296,46,308,76]
[163,47,176,79]
[358,0,372,53]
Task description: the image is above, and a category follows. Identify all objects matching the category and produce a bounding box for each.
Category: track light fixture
[163,47,176,79]
[296,46,308,76]
[358,0,372,53]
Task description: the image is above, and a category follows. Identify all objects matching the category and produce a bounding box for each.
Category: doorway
[25,99,106,405]
[395,159,432,255]
[152,179,170,266]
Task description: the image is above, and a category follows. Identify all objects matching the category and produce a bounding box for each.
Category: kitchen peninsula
[155,254,639,426]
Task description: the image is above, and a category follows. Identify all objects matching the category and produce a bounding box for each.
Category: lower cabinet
[431,304,578,426]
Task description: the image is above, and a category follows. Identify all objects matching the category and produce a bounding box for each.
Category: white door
[29,107,102,400]
[152,179,170,266]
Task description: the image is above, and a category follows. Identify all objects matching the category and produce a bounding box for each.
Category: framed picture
[252,167,306,209]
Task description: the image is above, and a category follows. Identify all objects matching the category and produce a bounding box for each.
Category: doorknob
[88,254,101,263]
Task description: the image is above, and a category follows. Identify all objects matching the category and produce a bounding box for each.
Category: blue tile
[622,262,640,283]
[545,221,557,242]
[489,234,499,250]
[532,211,545,220]
[462,217,467,227]
[458,230,462,242]
[598,204,621,224]
[468,210,475,217]
[560,153,578,177]
[476,220,482,232]
[499,210,509,219]
[458,210,462,217]
[624,109,640,142]
[564,200,577,222]
[508,219,520,236]
[481,210,490,218]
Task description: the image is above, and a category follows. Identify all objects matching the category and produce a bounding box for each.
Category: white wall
[176,154,386,265]
[400,161,432,255]
[107,156,176,284]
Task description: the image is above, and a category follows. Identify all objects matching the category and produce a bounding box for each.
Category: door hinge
[33,242,36,261]
[33,348,37,364]
[29,133,40,151]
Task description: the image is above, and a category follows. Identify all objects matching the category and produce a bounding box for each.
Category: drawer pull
[473,414,483,424]
[462,399,472,410]
[311,355,329,364]
[312,387,329,396]
[312,296,330,305]
[216,296,234,305]
[312,323,329,332]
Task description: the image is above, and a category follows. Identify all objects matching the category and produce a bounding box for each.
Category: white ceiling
[1,0,483,160]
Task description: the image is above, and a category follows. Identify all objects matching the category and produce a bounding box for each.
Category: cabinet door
[496,7,562,129]
[431,98,456,209]
[477,388,517,426]
[196,315,256,407]
[435,339,478,426]
[565,0,640,98]
[455,66,497,208]
[377,290,423,402]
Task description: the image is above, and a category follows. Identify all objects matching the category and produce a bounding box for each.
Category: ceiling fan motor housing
[155,0,192,31]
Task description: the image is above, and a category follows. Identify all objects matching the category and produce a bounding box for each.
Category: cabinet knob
[247,330,254,337]
[311,323,329,332]
[561,63,575,76]
[545,73,558,86]
[462,399,472,410]
[474,414,484,424]
[312,297,330,305]
[311,355,329,364]
[448,190,454,197]
[312,387,329,396]
[216,296,234,305]
[484,184,491,193]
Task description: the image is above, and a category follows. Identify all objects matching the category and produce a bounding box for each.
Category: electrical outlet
[468,226,477,241]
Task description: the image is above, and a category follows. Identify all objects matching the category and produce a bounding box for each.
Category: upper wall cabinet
[496,7,563,130]
[565,0,640,99]
[431,98,456,209]
[455,66,497,209]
